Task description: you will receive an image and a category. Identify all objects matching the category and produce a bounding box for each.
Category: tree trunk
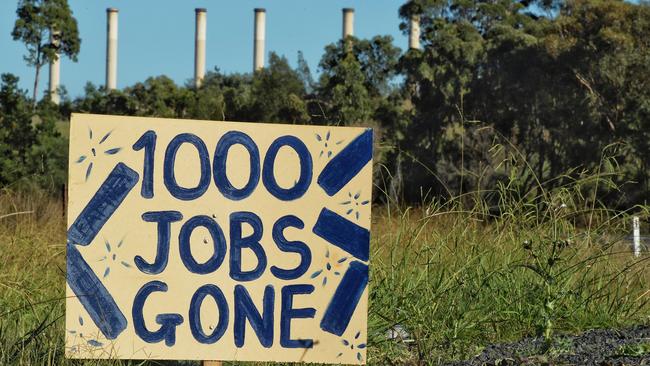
[33,63,41,106]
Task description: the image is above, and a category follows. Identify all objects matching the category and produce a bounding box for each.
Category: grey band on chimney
[342,8,354,38]
[194,8,207,87]
[253,8,266,72]
[106,8,118,90]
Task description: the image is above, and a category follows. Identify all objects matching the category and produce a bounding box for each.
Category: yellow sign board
[65,114,372,364]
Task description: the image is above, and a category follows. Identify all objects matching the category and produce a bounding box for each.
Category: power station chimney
[253,8,266,72]
[106,8,118,91]
[409,14,420,50]
[342,8,354,38]
[48,31,60,105]
[194,8,207,88]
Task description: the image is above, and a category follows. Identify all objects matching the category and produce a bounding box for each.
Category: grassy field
[1,174,649,365]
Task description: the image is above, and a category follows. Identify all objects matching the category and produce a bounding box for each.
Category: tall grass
[368,150,650,364]
[0,156,649,365]
[0,188,67,365]
[0,189,144,366]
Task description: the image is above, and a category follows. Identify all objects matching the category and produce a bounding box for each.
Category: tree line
[2,0,650,208]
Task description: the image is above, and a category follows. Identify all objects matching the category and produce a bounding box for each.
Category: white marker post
[633,216,641,257]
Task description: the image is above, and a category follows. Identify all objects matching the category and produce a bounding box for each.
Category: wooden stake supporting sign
[65,114,373,364]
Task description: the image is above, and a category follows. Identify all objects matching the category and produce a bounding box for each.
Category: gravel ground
[446,325,650,365]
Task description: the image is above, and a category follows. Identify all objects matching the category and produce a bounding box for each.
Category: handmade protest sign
[65,114,372,364]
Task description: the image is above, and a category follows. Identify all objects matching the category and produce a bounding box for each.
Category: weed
[615,341,650,357]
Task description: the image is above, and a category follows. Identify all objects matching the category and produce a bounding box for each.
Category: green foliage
[73,57,309,124]
[249,53,309,123]
[12,0,80,102]
[317,36,401,125]
[128,76,191,118]
[0,74,67,191]
[319,51,373,125]
[73,83,135,116]
[391,0,650,206]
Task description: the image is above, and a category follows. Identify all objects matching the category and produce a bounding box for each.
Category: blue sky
[0,0,408,99]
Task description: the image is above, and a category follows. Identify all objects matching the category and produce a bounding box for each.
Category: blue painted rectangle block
[320,261,368,336]
[312,208,369,261]
[67,242,127,339]
[317,129,372,196]
[68,162,139,246]
[66,162,138,339]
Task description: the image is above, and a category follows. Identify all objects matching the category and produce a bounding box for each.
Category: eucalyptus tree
[12,0,80,103]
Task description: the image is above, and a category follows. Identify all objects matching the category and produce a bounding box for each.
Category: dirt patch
[446,326,650,365]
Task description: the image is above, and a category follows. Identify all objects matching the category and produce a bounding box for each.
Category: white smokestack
[49,31,60,105]
[194,8,207,88]
[106,8,118,91]
[342,8,354,39]
[409,15,420,50]
[253,8,266,72]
